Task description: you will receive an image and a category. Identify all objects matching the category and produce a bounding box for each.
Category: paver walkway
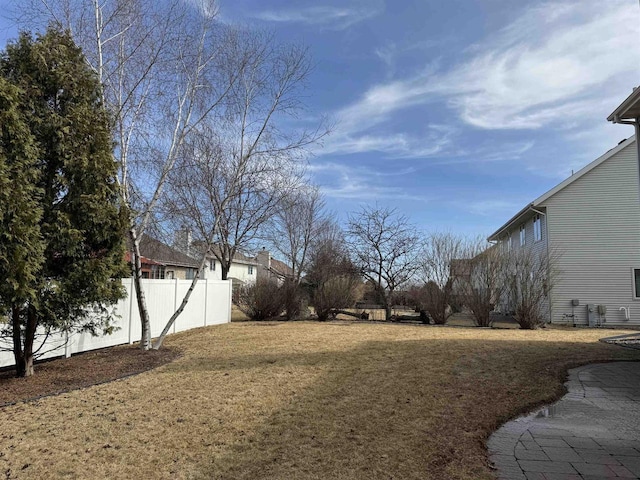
[488,362,640,479]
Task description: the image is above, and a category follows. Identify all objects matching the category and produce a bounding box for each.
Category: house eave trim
[487,203,534,242]
[607,87,640,122]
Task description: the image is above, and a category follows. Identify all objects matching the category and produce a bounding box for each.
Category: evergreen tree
[0,28,127,377]
[0,78,46,376]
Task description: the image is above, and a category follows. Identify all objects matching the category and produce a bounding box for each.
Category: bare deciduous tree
[267,186,327,320]
[268,186,325,284]
[418,232,466,325]
[154,33,327,344]
[307,223,361,321]
[164,32,325,277]
[455,240,508,327]
[347,206,421,321]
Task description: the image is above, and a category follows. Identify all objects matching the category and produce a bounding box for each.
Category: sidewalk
[488,362,640,479]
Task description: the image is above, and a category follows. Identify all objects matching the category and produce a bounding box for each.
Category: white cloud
[183,0,218,18]
[320,183,427,201]
[448,1,638,129]
[429,141,535,166]
[320,124,456,158]
[325,0,639,158]
[252,2,383,30]
[309,162,429,201]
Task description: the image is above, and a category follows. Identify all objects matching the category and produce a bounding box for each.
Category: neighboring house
[127,235,201,280]
[488,135,640,326]
[172,228,259,287]
[203,246,259,286]
[255,248,294,284]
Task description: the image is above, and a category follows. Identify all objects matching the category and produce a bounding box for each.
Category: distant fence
[347,306,416,321]
[0,278,232,369]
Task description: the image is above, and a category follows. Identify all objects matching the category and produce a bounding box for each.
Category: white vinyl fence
[0,278,232,369]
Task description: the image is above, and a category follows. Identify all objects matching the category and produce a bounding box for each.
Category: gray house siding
[541,142,640,326]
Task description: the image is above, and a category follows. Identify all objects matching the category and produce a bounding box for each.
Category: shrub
[505,248,559,330]
[456,244,507,328]
[236,279,284,321]
[281,279,309,320]
[413,281,452,325]
[311,276,361,321]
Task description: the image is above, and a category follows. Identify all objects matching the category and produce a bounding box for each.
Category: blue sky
[2,1,640,237]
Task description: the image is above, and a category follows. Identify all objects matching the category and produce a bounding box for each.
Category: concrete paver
[488,362,640,479]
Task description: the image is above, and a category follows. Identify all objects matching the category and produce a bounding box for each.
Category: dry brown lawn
[1,322,639,480]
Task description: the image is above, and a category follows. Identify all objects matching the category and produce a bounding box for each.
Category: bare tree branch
[347,206,421,321]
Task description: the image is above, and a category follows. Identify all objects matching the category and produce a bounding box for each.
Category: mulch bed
[0,344,180,407]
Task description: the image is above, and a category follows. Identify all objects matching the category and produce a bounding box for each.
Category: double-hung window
[519,224,526,246]
[533,214,542,242]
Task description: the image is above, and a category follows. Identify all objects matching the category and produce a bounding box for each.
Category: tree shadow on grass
[180,337,640,480]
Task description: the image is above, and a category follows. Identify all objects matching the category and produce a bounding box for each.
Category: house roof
[207,244,259,266]
[488,136,636,241]
[137,235,201,269]
[269,258,293,278]
[608,87,640,122]
[190,241,259,266]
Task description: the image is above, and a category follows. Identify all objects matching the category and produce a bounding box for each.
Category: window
[533,214,542,242]
[209,260,216,271]
[185,268,196,280]
[633,269,640,298]
[248,265,254,275]
[150,265,165,279]
[501,237,510,253]
[519,224,526,246]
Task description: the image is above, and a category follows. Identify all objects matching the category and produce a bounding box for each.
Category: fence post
[228,280,232,323]
[64,330,71,358]
[173,278,179,334]
[128,277,135,344]
[204,279,208,327]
